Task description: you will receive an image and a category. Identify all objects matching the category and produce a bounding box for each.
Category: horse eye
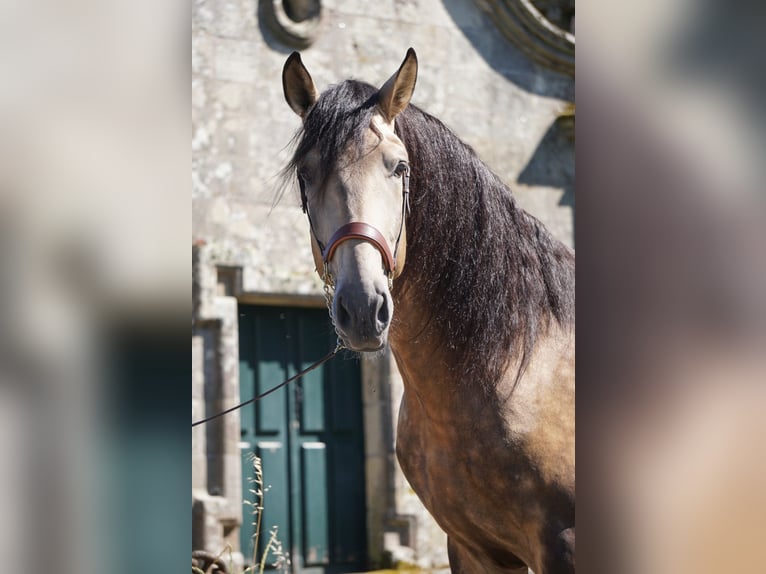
[298,170,314,189]
[394,161,409,177]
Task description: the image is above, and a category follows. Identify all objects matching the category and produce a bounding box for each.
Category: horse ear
[283,52,318,119]
[378,48,418,123]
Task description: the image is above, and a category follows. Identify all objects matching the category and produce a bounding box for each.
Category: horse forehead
[338,117,404,162]
[370,113,405,149]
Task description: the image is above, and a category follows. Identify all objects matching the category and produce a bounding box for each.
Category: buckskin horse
[281,49,575,573]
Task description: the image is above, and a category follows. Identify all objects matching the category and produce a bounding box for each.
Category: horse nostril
[335,295,351,330]
[375,295,390,327]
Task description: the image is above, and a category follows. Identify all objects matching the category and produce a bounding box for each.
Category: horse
[281,48,575,574]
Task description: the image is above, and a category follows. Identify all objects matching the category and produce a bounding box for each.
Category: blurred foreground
[0,1,188,572]
[578,0,766,571]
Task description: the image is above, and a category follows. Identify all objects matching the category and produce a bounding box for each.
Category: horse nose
[335,291,389,334]
[334,287,391,348]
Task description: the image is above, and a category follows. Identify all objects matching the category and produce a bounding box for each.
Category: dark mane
[286,80,575,386]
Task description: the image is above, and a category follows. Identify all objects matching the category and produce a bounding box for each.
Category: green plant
[242,453,290,574]
[192,454,289,574]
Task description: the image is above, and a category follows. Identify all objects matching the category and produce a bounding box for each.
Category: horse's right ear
[378,48,418,123]
[283,52,318,119]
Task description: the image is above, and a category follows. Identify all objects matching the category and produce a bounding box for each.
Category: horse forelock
[283,80,380,196]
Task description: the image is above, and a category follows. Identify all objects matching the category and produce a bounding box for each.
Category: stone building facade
[192,0,574,570]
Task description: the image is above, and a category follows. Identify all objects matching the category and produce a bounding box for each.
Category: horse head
[282,49,418,351]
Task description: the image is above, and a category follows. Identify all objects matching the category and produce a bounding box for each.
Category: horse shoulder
[501,327,575,494]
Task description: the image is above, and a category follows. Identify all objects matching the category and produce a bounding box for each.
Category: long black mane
[287,80,575,385]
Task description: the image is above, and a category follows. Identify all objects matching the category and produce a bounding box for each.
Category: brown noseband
[323,222,396,274]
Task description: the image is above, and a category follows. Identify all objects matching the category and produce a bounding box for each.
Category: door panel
[299,366,325,433]
[240,307,291,564]
[256,441,291,562]
[255,311,286,434]
[301,443,329,566]
[239,305,367,573]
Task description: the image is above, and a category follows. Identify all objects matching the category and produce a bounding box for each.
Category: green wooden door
[238,305,367,573]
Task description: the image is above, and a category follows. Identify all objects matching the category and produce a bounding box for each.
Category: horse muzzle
[332,282,392,351]
[320,221,398,351]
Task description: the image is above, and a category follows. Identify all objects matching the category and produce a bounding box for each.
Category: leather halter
[323,222,396,274]
[300,164,410,280]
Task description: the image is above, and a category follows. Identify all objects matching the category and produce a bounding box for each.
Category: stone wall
[192,0,574,569]
[192,0,574,287]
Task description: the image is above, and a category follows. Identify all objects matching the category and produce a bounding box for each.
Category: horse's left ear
[378,48,418,123]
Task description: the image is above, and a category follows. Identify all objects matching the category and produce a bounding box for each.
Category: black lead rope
[191,342,343,427]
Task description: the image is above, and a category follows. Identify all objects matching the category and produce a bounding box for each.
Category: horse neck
[388,288,502,424]
[386,131,479,390]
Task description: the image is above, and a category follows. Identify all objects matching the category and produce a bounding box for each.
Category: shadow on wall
[441,0,574,100]
[518,114,574,208]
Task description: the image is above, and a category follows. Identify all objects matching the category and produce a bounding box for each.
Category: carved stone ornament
[260,0,322,49]
[476,0,575,76]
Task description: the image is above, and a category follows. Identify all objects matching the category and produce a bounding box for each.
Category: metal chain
[322,262,335,321]
[322,262,346,350]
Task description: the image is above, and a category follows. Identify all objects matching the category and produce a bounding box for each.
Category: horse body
[392,311,574,573]
[282,49,575,573]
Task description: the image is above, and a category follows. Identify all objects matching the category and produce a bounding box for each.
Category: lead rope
[191,339,344,427]
[191,267,345,426]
